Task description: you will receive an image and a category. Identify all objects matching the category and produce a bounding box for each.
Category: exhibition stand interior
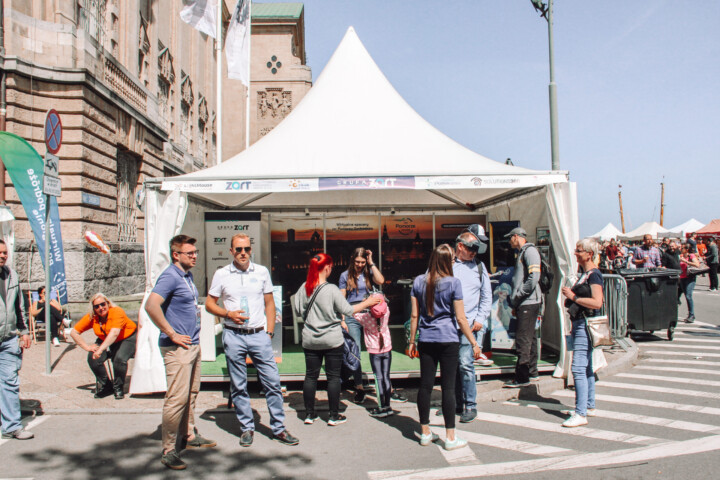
[130,28,579,394]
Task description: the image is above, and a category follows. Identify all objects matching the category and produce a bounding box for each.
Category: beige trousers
[160,344,201,453]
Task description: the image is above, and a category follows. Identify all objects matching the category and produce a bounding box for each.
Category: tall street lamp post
[530,0,560,171]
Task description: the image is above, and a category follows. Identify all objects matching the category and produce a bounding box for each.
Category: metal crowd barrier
[601,274,628,339]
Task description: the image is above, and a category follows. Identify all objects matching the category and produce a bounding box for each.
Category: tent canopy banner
[160,174,568,194]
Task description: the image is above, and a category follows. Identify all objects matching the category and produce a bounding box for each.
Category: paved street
[2,277,718,479]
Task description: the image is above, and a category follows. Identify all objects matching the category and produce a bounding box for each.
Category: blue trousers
[223,330,286,435]
[370,352,392,408]
[0,336,23,433]
[344,315,364,386]
[456,329,481,410]
[571,319,595,417]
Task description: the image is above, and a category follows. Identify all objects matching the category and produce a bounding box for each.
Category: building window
[77,0,107,44]
[117,150,138,243]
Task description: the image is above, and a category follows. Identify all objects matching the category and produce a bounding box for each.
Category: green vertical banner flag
[0,132,68,303]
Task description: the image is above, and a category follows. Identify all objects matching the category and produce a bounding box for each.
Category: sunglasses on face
[234,246,252,253]
[177,250,199,257]
[93,301,108,310]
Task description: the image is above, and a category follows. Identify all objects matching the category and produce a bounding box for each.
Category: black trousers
[417,341,459,429]
[709,263,719,290]
[514,303,541,384]
[38,305,64,339]
[87,332,137,392]
[303,345,344,417]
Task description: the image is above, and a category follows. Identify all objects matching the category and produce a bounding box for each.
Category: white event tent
[131,27,580,394]
[620,221,681,242]
[590,223,622,242]
[669,219,705,238]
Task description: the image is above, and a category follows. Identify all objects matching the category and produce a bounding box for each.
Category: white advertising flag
[179,0,217,38]
[225,0,251,85]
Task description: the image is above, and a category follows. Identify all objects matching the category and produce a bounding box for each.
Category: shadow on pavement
[18,425,312,479]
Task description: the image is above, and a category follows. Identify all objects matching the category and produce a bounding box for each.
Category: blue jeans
[0,336,23,433]
[681,277,696,316]
[571,319,595,417]
[456,329,482,410]
[344,315,364,387]
[223,330,286,435]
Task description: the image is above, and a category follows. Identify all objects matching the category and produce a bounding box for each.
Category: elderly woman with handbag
[561,238,604,428]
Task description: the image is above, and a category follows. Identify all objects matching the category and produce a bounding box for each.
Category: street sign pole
[43,109,62,375]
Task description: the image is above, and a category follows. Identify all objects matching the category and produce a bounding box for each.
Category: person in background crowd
[679,245,701,323]
[205,234,299,447]
[0,239,34,440]
[697,238,707,257]
[605,239,619,265]
[503,227,543,389]
[561,238,604,428]
[661,241,681,271]
[452,225,492,424]
[659,237,670,253]
[145,235,216,470]
[70,294,137,400]
[29,286,68,347]
[687,233,698,255]
[705,238,719,291]
[408,244,483,450]
[633,234,662,268]
[293,253,381,427]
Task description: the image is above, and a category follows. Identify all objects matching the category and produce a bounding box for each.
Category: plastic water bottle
[239,296,249,325]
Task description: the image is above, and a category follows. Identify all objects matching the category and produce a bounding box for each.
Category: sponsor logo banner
[318,176,415,190]
[162,179,318,193]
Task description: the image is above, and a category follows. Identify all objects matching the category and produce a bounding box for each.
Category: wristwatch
[267,331,274,338]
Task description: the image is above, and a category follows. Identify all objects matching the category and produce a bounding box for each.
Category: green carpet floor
[201,328,556,377]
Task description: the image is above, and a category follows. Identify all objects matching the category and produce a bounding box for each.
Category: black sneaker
[327,414,347,426]
[161,450,186,470]
[390,391,408,403]
[503,381,531,389]
[239,430,254,447]
[459,408,477,423]
[369,407,394,418]
[186,432,217,449]
[273,430,299,446]
[94,384,113,399]
[114,388,125,400]
[354,390,366,403]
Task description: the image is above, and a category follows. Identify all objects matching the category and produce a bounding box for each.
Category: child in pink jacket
[356,300,393,417]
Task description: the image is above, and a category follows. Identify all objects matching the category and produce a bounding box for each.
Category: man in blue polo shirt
[145,234,216,470]
[205,233,298,447]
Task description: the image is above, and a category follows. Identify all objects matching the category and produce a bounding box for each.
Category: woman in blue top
[408,244,482,450]
[339,247,385,403]
[561,238,604,428]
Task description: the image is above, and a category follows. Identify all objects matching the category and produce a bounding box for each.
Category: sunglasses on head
[93,301,108,310]
[234,246,252,253]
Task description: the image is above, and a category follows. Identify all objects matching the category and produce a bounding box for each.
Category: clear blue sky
[262,1,720,236]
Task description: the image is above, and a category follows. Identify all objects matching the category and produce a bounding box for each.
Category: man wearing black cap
[452,225,493,423]
[503,227,542,388]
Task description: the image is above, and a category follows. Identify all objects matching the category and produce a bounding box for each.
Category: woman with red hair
[293,253,380,426]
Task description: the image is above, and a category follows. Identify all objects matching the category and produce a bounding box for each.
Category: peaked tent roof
[590,223,622,241]
[620,221,681,241]
[669,218,705,237]
[156,27,566,209]
[696,219,720,235]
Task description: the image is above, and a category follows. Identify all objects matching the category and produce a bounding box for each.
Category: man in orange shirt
[70,294,137,399]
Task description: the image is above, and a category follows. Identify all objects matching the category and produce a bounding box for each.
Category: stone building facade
[1,1,311,301]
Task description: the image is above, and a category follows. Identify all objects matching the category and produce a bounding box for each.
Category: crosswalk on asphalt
[369,321,720,479]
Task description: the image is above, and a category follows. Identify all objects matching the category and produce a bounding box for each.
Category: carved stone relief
[257,88,292,119]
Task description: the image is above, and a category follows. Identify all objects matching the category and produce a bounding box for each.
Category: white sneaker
[562,413,588,428]
[586,408,597,417]
[419,432,439,446]
[52,337,60,347]
[474,356,494,367]
[62,317,72,327]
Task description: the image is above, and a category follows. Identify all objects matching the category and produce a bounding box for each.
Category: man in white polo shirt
[205,234,298,447]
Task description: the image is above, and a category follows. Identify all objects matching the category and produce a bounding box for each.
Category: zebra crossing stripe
[642,358,720,367]
[470,411,663,445]
[635,365,720,376]
[367,434,720,480]
[618,372,720,387]
[552,390,720,416]
[505,400,720,434]
[640,343,720,350]
[643,350,720,358]
[598,381,720,399]
[664,337,720,343]
[432,425,578,457]
[0,415,49,448]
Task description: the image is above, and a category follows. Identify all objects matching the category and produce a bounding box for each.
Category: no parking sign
[44,109,62,154]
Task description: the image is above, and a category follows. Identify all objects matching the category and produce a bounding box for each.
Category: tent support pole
[427,190,474,210]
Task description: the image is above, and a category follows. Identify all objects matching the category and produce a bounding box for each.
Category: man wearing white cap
[452,224,493,423]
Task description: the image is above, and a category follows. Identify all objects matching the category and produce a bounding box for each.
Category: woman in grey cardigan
[293,253,380,426]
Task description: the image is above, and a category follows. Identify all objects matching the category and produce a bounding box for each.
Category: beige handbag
[586,315,613,347]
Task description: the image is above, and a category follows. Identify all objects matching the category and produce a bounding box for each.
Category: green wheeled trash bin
[617,268,681,340]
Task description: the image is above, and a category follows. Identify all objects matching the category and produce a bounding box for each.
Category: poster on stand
[205,211,262,283]
[325,215,380,285]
